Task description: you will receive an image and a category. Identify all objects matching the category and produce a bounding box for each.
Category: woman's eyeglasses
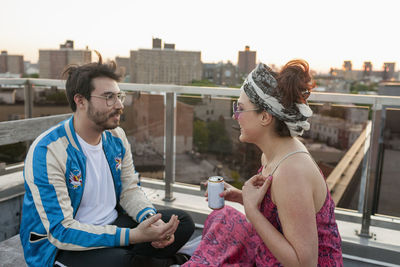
[232,101,259,120]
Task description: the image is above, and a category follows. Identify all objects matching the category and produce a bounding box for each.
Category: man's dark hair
[62,51,121,112]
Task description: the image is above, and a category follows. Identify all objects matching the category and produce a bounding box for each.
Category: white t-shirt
[74,134,118,225]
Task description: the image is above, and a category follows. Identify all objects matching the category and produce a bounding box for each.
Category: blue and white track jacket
[20,116,156,266]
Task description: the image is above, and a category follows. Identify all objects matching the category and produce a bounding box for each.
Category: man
[20,55,194,267]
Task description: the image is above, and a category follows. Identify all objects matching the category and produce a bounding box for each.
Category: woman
[183,60,343,266]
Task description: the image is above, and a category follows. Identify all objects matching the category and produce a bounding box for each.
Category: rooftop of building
[380,81,400,86]
[1,78,400,266]
[133,48,201,53]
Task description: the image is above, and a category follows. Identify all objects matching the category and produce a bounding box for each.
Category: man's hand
[129,213,179,245]
[150,218,176,248]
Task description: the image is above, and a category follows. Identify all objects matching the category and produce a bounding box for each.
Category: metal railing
[1,78,400,239]
[326,120,371,204]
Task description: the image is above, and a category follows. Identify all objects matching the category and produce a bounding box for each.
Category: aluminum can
[208,176,225,209]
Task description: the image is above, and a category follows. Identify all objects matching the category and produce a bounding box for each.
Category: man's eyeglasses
[232,101,259,120]
[91,92,126,106]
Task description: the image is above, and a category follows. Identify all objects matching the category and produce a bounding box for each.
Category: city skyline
[1,0,400,73]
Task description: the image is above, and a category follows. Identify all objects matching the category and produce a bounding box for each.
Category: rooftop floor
[0,177,400,266]
[1,172,400,266]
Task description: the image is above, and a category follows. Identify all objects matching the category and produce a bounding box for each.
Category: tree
[193,118,232,155]
[193,120,208,153]
[46,90,69,105]
[350,82,378,94]
[207,120,232,155]
[22,73,39,78]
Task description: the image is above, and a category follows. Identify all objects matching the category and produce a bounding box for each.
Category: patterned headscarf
[241,63,313,137]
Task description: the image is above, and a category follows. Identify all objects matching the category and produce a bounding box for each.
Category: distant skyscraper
[238,46,256,75]
[130,38,202,85]
[343,61,352,71]
[39,40,91,79]
[363,61,372,77]
[115,56,130,81]
[331,60,397,83]
[383,62,395,81]
[0,51,24,75]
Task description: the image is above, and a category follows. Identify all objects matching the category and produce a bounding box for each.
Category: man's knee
[160,209,195,236]
[176,210,195,232]
[180,212,195,239]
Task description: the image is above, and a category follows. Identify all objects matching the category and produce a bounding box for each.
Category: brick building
[39,40,91,79]
[0,51,24,75]
[130,38,202,85]
[238,46,256,76]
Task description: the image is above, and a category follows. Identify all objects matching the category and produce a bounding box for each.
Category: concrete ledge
[0,171,24,202]
[338,220,400,266]
[0,235,26,267]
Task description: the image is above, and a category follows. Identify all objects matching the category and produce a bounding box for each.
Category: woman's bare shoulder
[271,153,326,211]
[271,154,319,194]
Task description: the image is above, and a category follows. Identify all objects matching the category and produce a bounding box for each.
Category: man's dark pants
[54,209,195,267]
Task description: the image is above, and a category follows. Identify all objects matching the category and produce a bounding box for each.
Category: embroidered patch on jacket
[68,169,82,189]
[115,155,122,171]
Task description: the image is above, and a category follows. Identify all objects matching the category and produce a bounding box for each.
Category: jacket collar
[64,115,83,152]
[64,115,110,152]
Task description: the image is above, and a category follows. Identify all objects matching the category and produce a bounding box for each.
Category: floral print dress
[183,152,343,266]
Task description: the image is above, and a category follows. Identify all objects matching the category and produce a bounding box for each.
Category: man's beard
[87,103,123,131]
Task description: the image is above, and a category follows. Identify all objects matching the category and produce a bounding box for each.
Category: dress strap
[269,150,311,176]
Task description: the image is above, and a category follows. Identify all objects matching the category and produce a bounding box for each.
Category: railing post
[24,80,34,150]
[372,108,386,214]
[163,92,176,201]
[358,102,383,238]
[358,121,372,212]
[24,80,33,119]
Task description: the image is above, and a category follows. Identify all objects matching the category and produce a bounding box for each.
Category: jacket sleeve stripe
[24,136,52,232]
[125,228,130,246]
[23,124,65,233]
[119,228,130,246]
[136,207,158,223]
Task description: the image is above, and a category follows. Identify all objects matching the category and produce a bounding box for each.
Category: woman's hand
[242,174,271,211]
[204,181,243,204]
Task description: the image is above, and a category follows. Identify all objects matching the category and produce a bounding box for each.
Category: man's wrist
[129,228,137,244]
[142,211,156,221]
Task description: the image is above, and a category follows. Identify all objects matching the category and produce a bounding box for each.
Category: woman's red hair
[277,59,316,108]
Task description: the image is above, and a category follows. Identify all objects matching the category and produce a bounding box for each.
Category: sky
[1,0,399,73]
